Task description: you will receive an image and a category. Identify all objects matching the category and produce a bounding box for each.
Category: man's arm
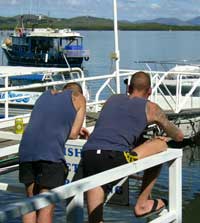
[146,101,184,142]
[69,91,86,139]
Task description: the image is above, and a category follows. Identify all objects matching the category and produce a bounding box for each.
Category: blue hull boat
[2,27,90,69]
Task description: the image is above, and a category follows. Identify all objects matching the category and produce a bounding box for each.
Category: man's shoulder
[146,101,161,123]
[71,91,86,109]
[146,100,159,110]
[71,91,85,101]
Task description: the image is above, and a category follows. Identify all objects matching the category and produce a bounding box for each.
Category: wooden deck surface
[0,139,19,149]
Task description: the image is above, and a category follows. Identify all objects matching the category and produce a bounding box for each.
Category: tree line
[0,15,200,31]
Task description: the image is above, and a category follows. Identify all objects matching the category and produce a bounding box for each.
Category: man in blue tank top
[19,82,89,223]
[82,71,184,223]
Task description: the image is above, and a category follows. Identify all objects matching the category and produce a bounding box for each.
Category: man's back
[83,94,148,152]
[19,90,76,162]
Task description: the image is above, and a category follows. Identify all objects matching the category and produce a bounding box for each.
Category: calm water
[0,31,200,222]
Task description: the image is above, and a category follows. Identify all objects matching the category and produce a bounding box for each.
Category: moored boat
[134,60,200,97]
[1,26,90,69]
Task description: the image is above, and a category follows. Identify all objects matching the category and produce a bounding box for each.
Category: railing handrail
[0,148,182,223]
[0,67,83,78]
[1,67,200,118]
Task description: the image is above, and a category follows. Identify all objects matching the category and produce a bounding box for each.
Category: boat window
[31,39,36,52]
[64,37,83,50]
[62,71,81,80]
[51,74,64,81]
[41,39,51,52]
[12,37,28,46]
[10,79,43,86]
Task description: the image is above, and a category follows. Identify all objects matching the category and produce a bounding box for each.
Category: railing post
[4,76,9,118]
[66,192,84,223]
[169,156,182,223]
[175,75,181,113]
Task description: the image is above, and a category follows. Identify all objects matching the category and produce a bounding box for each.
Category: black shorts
[82,150,138,193]
[19,161,68,189]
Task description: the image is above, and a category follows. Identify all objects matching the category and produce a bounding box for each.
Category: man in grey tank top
[19,82,89,223]
[82,71,184,223]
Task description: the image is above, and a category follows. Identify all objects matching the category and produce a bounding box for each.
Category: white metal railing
[0,67,86,119]
[137,61,200,112]
[86,68,200,113]
[0,66,200,122]
[0,148,182,223]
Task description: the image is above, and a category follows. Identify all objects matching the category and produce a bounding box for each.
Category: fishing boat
[1,26,90,69]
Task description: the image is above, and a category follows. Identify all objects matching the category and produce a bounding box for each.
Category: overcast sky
[0,0,200,21]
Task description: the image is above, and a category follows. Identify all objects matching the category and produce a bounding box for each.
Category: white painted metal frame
[0,67,84,118]
[0,67,200,127]
[0,69,200,119]
[0,149,182,223]
[113,0,120,94]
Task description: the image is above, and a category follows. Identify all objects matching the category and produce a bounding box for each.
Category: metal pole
[113,0,120,93]
[5,76,9,118]
[169,157,182,223]
[66,192,84,222]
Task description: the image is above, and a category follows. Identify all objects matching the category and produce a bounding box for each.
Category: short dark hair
[63,82,83,94]
[129,71,151,94]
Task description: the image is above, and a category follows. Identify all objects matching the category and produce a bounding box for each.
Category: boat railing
[121,65,200,112]
[0,67,87,119]
[0,148,183,223]
[148,69,200,113]
[1,66,200,121]
[87,68,200,113]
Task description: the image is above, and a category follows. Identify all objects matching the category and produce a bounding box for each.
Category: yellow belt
[123,151,138,163]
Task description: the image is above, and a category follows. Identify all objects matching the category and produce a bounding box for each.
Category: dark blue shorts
[19,161,68,189]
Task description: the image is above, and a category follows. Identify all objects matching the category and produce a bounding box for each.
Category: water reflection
[183,193,200,223]
[182,145,200,218]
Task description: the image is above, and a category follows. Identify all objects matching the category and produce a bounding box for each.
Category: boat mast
[113,0,120,94]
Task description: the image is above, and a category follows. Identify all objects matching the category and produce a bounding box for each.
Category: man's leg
[134,165,166,216]
[132,138,167,216]
[133,138,167,159]
[86,186,105,223]
[36,161,67,223]
[37,188,55,223]
[22,183,37,223]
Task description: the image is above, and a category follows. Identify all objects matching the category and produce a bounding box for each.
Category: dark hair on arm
[63,82,83,94]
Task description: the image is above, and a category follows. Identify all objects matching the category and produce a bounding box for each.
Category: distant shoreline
[0,14,200,31]
[1,29,200,32]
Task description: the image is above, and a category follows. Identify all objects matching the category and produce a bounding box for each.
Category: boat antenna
[21,15,24,32]
[15,15,24,35]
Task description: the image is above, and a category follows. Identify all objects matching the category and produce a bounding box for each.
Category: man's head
[128,71,151,97]
[63,82,83,94]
